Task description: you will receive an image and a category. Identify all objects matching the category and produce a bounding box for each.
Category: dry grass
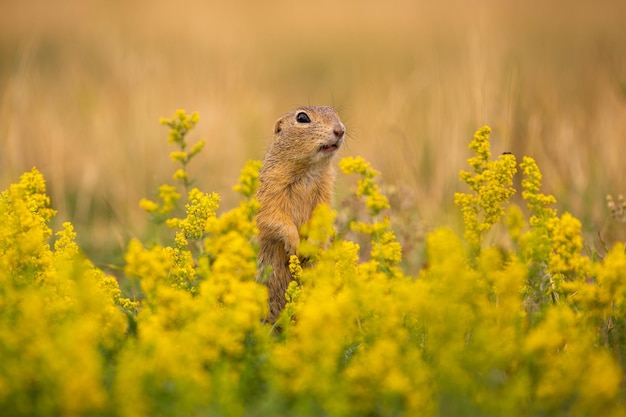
[1,0,626,263]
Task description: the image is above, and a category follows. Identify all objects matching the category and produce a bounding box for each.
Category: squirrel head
[270,106,346,166]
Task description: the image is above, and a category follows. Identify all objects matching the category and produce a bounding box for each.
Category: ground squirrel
[256,106,346,322]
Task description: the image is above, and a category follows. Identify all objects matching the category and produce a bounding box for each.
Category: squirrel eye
[296,112,311,123]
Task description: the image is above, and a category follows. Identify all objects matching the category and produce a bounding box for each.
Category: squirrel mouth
[319,139,342,155]
[319,144,339,154]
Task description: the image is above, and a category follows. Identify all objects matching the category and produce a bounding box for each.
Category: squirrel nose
[333,123,346,139]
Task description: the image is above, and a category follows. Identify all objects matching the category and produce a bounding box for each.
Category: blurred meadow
[1,0,626,268]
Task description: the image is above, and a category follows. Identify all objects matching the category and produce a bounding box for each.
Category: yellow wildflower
[520,156,557,226]
[54,222,79,260]
[170,151,188,163]
[189,139,206,157]
[138,198,159,213]
[0,169,131,416]
[160,109,200,145]
[506,204,526,244]
[140,184,181,217]
[172,168,188,182]
[298,204,336,260]
[167,188,220,241]
[548,212,590,281]
[232,159,263,198]
[340,156,390,215]
[455,127,517,254]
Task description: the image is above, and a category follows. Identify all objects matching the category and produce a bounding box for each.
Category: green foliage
[1,117,625,417]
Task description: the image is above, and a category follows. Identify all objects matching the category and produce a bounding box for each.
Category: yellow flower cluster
[0,168,56,283]
[232,159,263,198]
[3,118,626,416]
[159,109,200,146]
[340,156,390,215]
[139,184,181,223]
[298,204,337,261]
[166,188,220,241]
[340,156,402,277]
[548,212,590,280]
[515,157,595,308]
[455,126,518,255]
[202,163,260,282]
[159,109,206,189]
[117,147,269,416]
[0,169,132,416]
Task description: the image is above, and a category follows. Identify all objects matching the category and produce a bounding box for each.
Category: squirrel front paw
[284,230,300,257]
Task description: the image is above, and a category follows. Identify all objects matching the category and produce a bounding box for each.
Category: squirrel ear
[274,119,282,134]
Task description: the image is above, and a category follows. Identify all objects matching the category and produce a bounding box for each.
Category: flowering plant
[1,113,624,416]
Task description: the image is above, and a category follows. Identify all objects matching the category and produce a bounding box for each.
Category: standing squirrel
[256,106,346,322]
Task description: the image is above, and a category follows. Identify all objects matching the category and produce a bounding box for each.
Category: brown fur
[256,106,346,322]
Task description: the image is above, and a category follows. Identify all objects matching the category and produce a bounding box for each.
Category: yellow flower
[0,168,57,283]
[594,243,626,314]
[157,184,181,215]
[172,168,188,182]
[54,222,78,260]
[505,204,526,244]
[524,305,622,414]
[298,204,337,260]
[232,159,263,198]
[340,156,390,215]
[160,109,200,145]
[6,118,626,417]
[454,127,517,254]
[288,254,303,282]
[467,125,492,172]
[139,184,182,222]
[139,198,159,213]
[548,212,590,281]
[520,157,557,224]
[124,238,174,296]
[167,188,220,241]
[189,139,206,158]
[0,169,132,416]
[170,151,188,163]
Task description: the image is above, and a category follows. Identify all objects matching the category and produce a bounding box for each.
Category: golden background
[1,0,625,262]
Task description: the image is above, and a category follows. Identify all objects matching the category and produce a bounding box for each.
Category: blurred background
[1,0,625,268]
